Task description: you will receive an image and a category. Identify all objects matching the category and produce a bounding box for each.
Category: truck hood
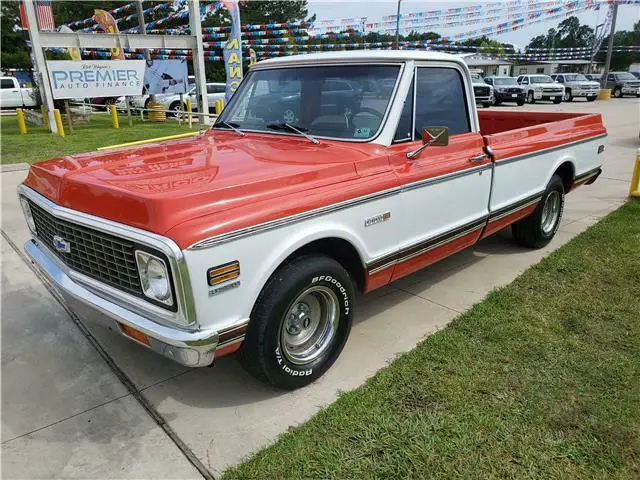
[23,130,385,235]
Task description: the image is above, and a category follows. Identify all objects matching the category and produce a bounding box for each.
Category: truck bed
[478,110,606,162]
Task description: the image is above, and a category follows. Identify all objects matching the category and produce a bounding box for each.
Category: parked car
[160,82,226,117]
[603,71,640,98]
[630,71,640,79]
[483,76,525,105]
[116,83,227,117]
[584,73,602,82]
[19,51,607,389]
[470,72,494,108]
[516,74,564,104]
[550,73,599,102]
[0,76,36,109]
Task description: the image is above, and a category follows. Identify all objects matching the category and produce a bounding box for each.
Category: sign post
[222,0,243,101]
[22,0,58,133]
[188,0,209,124]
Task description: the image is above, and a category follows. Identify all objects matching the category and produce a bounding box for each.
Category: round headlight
[135,251,173,306]
[19,197,37,233]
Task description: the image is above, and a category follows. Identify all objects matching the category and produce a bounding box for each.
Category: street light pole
[600,2,618,88]
[394,0,401,49]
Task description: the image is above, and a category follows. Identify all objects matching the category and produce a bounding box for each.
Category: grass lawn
[225,200,640,479]
[0,112,199,165]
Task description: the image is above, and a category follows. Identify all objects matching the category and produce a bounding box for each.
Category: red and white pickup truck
[20,52,606,389]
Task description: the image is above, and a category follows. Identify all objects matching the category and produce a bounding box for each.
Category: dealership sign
[46,60,146,99]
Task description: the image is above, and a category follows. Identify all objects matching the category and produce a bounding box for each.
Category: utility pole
[394,0,401,49]
[600,2,618,88]
[188,0,209,124]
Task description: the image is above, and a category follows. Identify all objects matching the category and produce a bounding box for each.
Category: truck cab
[20,52,606,389]
[0,76,36,109]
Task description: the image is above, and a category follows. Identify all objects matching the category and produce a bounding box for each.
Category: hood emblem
[53,235,71,253]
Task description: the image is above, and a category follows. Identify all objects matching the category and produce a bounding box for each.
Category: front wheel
[527,91,536,104]
[613,87,622,98]
[482,102,492,108]
[240,254,354,389]
[553,97,563,104]
[512,175,565,249]
[517,100,525,106]
[563,89,573,102]
[587,96,597,102]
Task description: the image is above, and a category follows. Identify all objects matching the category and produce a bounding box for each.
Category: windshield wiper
[266,122,319,144]
[213,121,245,136]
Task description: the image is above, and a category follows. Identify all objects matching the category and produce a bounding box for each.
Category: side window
[521,77,529,85]
[608,74,615,81]
[555,75,562,82]
[215,85,226,93]
[414,67,470,137]
[1,79,15,89]
[393,79,413,143]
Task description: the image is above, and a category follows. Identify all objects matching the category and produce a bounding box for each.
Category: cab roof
[252,50,469,69]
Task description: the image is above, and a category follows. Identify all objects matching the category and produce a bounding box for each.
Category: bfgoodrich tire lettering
[240,254,354,389]
[512,174,565,249]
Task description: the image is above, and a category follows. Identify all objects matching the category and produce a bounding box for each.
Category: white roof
[253,50,468,68]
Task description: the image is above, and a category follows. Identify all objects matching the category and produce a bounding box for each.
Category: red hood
[23,130,388,236]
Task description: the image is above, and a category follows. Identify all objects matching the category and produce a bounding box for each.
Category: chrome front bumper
[25,239,218,367]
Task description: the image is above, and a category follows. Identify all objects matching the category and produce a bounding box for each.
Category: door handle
[469,153,488,163]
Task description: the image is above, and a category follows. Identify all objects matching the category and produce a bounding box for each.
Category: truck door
[0,78,21,108]
[385,65,492,281]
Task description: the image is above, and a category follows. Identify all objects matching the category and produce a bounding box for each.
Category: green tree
[596,20,640,70]
[526,16,594,49]
[1,1,31,70]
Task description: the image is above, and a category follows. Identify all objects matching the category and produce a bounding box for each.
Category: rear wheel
[512,175,565,249]
[240,254,354,389]
[527,91,536,104]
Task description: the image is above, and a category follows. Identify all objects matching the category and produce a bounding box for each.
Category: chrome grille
[543,87,562,93]
[28,200,143,297]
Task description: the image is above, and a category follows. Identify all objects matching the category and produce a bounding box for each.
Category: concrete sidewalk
[1,98,637,477]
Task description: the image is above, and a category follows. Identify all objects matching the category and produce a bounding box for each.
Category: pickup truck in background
[603,71,640,98]
[483,76,525,106]
[550,73,599,102]
[517,74,564,104]
[20,51,607,389]
[1,76,36,109]
[470,72,494,108]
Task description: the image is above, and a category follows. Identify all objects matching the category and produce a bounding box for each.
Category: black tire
[613,87,622,98]
[587,96,597,102]
[493,98,502,106]
[517,100,525,106]
[563,89,573,102]
[527,91,536,104]
[169,101,183,118]
[240,254,354,389]
[553,97,563,104]
[482,102,492,108]
[512,175,565,249]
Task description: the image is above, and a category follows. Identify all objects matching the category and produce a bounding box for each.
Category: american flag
[35,0,56,31]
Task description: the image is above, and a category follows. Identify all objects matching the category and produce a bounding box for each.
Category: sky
[307,1,639,49]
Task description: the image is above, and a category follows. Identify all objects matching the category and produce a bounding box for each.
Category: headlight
[19,197,36,233]
[135,251,173,306]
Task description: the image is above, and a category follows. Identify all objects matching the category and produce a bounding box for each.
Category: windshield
[493,78,518,85]
[615,72,637,81]
[565,74,588,81]
[216,65,401,140]
[530,76,554,84]
[470,73,483,81]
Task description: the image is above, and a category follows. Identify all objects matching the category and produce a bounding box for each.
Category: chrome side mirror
[406,127,449,159]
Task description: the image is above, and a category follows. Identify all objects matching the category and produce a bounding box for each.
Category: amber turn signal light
[207,261,240,286]
[117,322,151,347]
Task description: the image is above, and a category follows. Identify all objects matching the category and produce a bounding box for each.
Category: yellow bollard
[16,108,27,134]
[109,104,119,129]
[214,99,224,115]
[40,105,49,129]
[597,89,611,100]
[629,149,640,198]
[186,99,192,129]
[53,109,65,137]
